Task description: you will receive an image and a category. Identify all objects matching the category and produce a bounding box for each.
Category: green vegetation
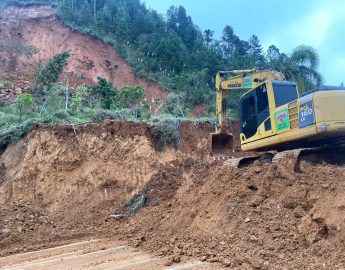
[90,76,117,109]
[35,51,70,92]
[0,0,325,146]
[1,0,323,96]
[0,51,150,146]
[149,120,180,151]
[0,80,14,89]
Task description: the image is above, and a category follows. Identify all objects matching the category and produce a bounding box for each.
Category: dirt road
[0,239,223,270]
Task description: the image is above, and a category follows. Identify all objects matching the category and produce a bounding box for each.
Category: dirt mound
[0,4,165,106]
[114,156,345,269]
[0,120,213,255]
[1,120,345,269]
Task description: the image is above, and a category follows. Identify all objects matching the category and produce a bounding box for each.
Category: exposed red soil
[0,120,345,269]
[0,4,165,106]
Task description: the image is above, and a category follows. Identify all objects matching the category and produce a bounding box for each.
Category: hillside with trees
[0,0,323,145]
[56,0,323,110]
[1,0,323,105]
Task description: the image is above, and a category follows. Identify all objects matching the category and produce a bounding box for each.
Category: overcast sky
[144,0,345,85]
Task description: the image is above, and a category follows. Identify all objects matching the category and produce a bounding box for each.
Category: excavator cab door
[240,83,271,144]
[240,93,258,140]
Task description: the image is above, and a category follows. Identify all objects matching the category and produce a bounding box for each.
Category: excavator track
[220,146,345,168]
[271,148,308,163]
[221,152,274,168]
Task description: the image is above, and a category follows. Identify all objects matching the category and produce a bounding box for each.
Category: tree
[266,45,280,63]
[221,25,236,60]
[155,32,187,73]
[158,93,185,117]
[116,85,144,108]
[16,93,33,122]
[171,69,211,106]
[114,6,130,41]
[267,45,323,93]
[74,0,93,25]
[166,5,198,49]
[91,76,117,109]
[203,29,214,47]
[248,35,265,67]
[35,51,71,93]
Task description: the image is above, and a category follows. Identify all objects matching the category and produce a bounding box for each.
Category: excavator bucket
[210,132,234,156]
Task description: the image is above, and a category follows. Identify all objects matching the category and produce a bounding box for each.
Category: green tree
[203,29,214,48]
[248,35,265,67]
[91,76,117,109]
[171,69,211,106]
[77,0,93,25]
[116,85,144,108]
[155,32,188,73]
[221,25,238,60]
[114,6,130,42]
[69,84,88,115]
[267,45,323,93]
[167,5,198,49]
[35,51,71,93]
[158,93,185,117]
[16,93,33,121]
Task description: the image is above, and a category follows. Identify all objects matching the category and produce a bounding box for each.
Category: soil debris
[0,120,344,269]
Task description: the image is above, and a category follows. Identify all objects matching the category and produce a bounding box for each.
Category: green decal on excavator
[275,108,290,131]
[242,75,252,88]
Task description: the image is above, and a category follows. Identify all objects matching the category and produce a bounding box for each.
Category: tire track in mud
[0,240,223,270]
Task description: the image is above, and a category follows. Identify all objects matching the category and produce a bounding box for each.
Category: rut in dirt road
[0,240,224,270]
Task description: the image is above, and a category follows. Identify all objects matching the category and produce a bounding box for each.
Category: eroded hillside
[0,4,165,104]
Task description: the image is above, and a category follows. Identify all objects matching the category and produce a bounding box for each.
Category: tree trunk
[93,0,97,22]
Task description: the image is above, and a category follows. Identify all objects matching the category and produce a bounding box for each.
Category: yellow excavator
[211,68,345,158]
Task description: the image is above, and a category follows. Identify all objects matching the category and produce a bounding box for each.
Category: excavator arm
[211,69,284,156]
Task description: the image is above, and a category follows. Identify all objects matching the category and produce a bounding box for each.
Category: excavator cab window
[256,84,269,125]
[240,94,257,139]
[240,84,270,139]
[272,82,298,107]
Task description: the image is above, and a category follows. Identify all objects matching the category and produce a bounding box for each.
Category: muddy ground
[0,120,344,269]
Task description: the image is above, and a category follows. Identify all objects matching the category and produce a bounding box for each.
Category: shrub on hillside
[116,85,144,108]
[149,120,180,151]
[91,77,117,109]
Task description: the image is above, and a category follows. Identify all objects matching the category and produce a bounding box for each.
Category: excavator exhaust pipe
[210,132,234,156]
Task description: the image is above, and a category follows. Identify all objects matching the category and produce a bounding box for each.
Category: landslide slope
[0,120,345,269]
[0,120,213,255]
[0,4,165,103]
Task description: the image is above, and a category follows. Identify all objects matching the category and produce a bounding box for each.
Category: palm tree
[267,45,323,93]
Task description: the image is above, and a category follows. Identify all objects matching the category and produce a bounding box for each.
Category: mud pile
[0,120,212,255]
[116,154,345,269]
[1,120,345,269]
